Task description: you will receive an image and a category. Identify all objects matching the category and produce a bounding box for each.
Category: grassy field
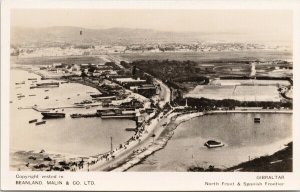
[185,85,281,102]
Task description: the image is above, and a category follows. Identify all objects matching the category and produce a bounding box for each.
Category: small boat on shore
[41,112,65,119]
[29,94,36,97]
[35,121,46,125]
[205,140,224,148]
[28,78,37,80]
[44,96,49,99]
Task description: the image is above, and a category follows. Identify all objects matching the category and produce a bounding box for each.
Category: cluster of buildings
[42,62,119,77]
[40,62,160,108]
[123,42,289,53]
[11,42,291,58]
[10,45,128,57]
[109,77,158,98]
[43,61,161,125]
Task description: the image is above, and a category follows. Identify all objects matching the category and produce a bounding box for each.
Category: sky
[11,9,293,43]
[11,9,292,32]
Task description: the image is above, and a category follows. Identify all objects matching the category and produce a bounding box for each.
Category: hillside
[11,26,205,46]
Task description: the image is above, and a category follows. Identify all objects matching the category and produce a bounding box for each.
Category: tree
[132,65,137,76]
[81,69,87,80]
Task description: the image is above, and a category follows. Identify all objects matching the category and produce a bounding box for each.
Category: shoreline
[112,112,203,171]
[112,110,292,172]
[10,67,293,172]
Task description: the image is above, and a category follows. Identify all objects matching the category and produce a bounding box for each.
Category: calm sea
[10,69,135,156]
[129,113,292,171]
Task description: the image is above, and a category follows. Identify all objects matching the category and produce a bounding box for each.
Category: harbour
[10,69,137,161]
[129,113,292,171]
[9,66,293,172]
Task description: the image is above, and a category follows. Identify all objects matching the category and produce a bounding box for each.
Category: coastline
[112,112,204,171]
[10,66,293,172]
[113,110,292,172]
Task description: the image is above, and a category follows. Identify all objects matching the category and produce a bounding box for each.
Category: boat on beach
[205,140,224,148]
[41,112,65,119]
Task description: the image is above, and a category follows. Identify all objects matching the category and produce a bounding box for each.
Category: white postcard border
[1,0,300,191]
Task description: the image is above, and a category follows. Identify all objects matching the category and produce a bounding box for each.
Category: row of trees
[174,97,292,110]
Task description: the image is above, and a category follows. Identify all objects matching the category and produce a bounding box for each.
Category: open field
[11,55,107,65]
[185,85,281,102]
[118,50,292,63]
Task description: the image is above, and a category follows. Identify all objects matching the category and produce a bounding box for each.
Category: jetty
[70,113,99,118]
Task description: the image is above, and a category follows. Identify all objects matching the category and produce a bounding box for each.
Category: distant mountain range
[11,26,208,45]
[11,26,291,47]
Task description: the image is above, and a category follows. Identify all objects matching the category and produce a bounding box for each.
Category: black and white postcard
[1,0,300,191]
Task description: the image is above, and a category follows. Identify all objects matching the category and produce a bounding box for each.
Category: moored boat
[97,108,136,119]
[29,119,38,124]
[254,117,260,123]
[205,140,224,148]
[70,113,99,118]
[15,81,25,85]
[41,112,65,119]
[35,121,46,125]
[125,128,137,132]
[90,93,116,99]
[36,82,59,88]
